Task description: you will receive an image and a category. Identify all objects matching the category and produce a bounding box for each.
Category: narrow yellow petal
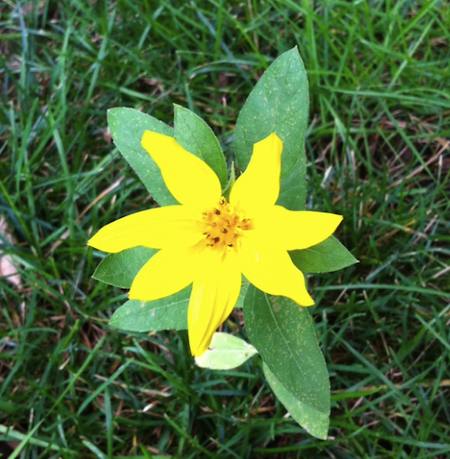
[230,133,283,213]
[188,250,241,356]
[87,206,202,253]
[129,247,195,301]
[263,206,343,250]
[238,240,314,307]
[141,131,222,207]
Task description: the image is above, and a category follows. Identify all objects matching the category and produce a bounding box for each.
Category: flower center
[202,197,252,249]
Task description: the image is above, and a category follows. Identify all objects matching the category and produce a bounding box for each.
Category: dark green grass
[1,0,449,457]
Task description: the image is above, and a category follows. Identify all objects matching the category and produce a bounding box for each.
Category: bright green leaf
[93,246,154,288]
[234,278,249,309]
[291,236,358,273]
[263,363,329,439]
[234,47,309,210]
[174,105,227,187]
[244,288,330,432]
[109,288,190,332]
[195,332,258,370]
[107,107,176,206]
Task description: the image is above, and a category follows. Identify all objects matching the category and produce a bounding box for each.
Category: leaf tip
[172,102,183,116]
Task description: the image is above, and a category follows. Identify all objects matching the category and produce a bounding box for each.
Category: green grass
[1,0,449,457]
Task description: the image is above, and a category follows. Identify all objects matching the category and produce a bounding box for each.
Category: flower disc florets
[202,197,252,249]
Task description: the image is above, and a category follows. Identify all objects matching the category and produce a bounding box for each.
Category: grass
[1,0,449,457]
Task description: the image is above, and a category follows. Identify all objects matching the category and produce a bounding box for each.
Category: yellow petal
[129,247,195,300]
[188,250,241,356]
[87,206,202,253]
[141,131,222,207]
[238,239,314,306]
[262,206,343,250]
[230,133,283,213]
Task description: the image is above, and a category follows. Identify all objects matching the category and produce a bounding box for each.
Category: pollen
[202,197,252,249]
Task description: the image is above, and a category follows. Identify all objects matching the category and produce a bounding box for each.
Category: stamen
[201,197,252,250]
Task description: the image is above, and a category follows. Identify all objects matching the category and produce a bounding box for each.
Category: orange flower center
[202,198,252,249]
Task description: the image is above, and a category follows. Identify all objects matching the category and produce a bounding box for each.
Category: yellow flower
[88,131,342,356]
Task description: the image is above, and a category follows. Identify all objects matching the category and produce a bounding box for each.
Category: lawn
[1,1,449,457]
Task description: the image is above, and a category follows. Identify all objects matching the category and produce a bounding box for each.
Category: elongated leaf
[109,288,190,332]
[234,278,249,309]
[244,288,330,430]
[291,236,358,273]
[234,47,309,210]
[195,333,257,370]
[174,105,227,187]
[107,107,176,206]
[263,363,329,439]
[93,246,154,288]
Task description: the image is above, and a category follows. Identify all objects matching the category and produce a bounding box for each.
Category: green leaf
[107,107,176,206]
[234,278,249,309]
[174,105,227,187]
[195,332,258,370]
[290,236,358,273]
[109,289,190,332]
[263,363,329,439]
[234,47,309,210]
[93,247,154,288]
[244,288,330,435]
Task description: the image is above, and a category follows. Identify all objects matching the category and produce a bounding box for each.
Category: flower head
[88,131,342,356]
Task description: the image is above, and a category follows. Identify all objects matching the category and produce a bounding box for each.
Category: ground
[0,1,449,458]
